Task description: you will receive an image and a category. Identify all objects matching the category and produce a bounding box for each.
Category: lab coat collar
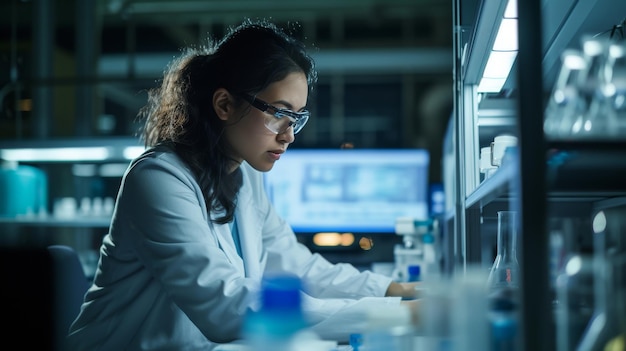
[214,220,246,276]
[212,168,264,279]
[233,174,264,280]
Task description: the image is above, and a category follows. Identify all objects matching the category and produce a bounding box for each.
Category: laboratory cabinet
[0,137,143,222]
[449,0,626,350]
[0,137,143,275]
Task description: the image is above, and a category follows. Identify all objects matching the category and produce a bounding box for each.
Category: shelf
[466,159,516,210]
[465,145,626,211]
[547,147,626,192]
[0,216,111,228]
[547,140,626,151]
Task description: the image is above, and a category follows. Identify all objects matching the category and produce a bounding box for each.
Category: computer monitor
[263,148,430,234]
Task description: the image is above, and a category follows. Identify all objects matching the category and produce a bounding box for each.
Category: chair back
[47,245,91,350]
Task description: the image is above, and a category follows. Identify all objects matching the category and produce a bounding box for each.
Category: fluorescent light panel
[492,19,518,51]
[482,51,518,78]
[478,78,509,93]
[1,145,146,162]
[123,146,146,160]
[477,0,518,93]
[1,147,110,162]
[504,0,517,18]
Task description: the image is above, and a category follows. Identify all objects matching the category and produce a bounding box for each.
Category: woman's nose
[277,126,295,144]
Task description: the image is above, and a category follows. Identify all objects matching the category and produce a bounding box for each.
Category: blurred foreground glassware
[243,274,310,351]
[577,209,626,351]
[544,37,626,140]
[487,211,520,291]
[570,36,610,138]
[555,254,595,351]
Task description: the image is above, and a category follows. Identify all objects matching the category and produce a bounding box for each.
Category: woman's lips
[268,150,283,160]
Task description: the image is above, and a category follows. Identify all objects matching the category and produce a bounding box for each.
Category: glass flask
[487,211,520,291]
[604,41,626,138]
[544,49,587,138]
[487,211,520,351]
[571,36,610,138]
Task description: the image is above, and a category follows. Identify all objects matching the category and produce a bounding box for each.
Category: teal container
[0,162,48,217]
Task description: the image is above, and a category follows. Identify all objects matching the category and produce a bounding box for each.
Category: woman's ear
[213,88,233,121]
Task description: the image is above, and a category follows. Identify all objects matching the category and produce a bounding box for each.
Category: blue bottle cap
[261,274,302,312]
[349,333,363,351]
[408,264,421,276]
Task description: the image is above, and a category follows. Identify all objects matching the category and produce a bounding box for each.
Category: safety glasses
[240,94,309,134]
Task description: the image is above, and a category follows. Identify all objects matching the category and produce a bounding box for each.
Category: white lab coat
[67,145,400,350]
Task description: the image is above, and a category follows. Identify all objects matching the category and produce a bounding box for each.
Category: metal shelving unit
[450,0,626,350]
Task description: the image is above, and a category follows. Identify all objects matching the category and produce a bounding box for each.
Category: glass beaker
[487,211,520,291]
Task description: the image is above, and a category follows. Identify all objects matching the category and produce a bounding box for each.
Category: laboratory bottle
[407,264,421,282]
[487,211,520,292]
[242,273,309,351]
[393,218,431,282]
[422,232,439,278]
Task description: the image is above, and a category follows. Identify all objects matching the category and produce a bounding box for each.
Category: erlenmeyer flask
[486,211,520,351]
[487,211,520,291]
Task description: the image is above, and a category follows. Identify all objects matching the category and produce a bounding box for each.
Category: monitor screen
[263,148,430,234]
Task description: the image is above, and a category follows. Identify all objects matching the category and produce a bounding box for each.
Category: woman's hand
[385,281,421,299]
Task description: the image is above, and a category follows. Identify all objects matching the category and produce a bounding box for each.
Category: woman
[67,19,419,350]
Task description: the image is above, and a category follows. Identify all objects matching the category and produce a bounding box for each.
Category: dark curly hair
[138,19,317,224]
